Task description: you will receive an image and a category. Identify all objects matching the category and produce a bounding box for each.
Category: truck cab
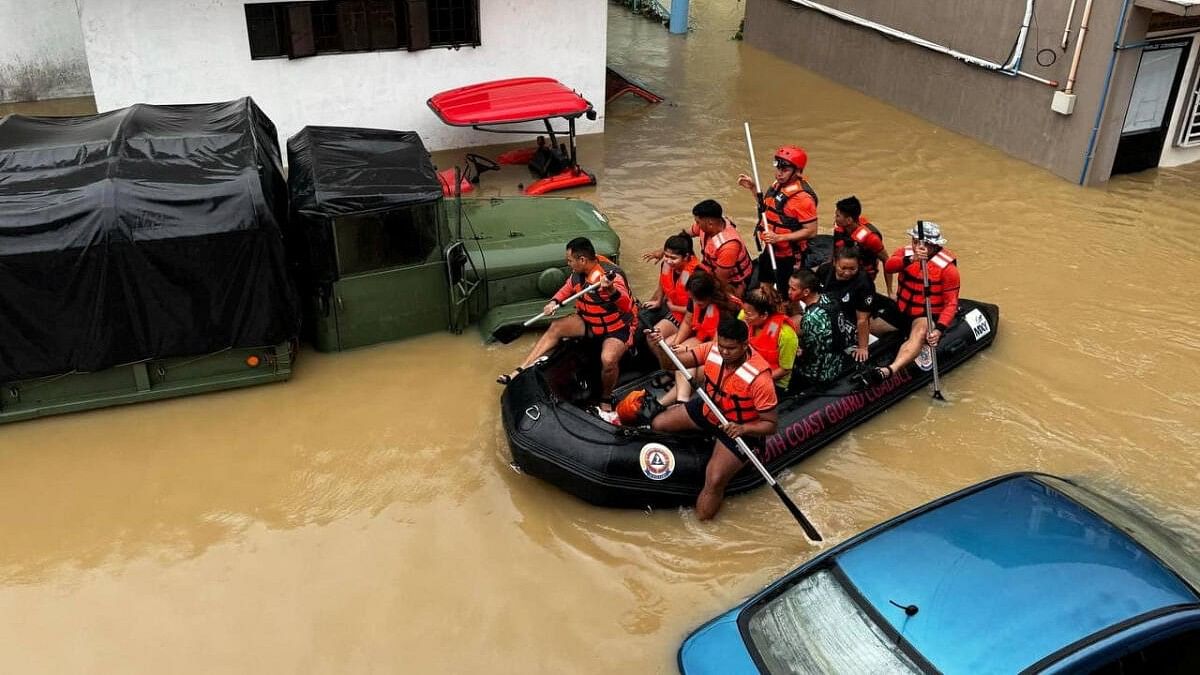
[287,126,619,351]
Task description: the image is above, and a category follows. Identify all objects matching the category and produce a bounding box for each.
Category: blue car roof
[834,475,1199,674]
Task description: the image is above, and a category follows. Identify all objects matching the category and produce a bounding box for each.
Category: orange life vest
[762,178,818,258]
[747,314,794,371]
[702,347,774,425]
[571,257,633,336]
[699,219,753,286]
[659,257,700,323]
[895,247,957,318]
[833,216,885,279]
[692,296,743,343]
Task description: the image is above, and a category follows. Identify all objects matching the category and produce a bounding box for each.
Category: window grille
[1179,65,1200,147]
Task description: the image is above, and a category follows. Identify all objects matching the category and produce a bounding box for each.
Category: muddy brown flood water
[2,2,1199,672]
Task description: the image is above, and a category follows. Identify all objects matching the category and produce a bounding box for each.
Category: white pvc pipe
[1061,0,1079,50]
[1003,0,1036,71]
[1064,0,1096,94]
[785,0,1058,87]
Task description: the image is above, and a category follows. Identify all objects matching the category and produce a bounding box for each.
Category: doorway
[1112,38,1193,175]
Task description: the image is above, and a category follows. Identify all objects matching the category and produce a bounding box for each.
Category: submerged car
[679,472,1200,674]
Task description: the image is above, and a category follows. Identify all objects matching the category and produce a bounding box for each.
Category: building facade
[75,0,608,151]
[744,0,1200,184]
[0,0,93,102]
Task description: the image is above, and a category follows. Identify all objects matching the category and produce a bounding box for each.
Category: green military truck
[286,126,619,350]
[0,112,619,424]
[0,98,299,424]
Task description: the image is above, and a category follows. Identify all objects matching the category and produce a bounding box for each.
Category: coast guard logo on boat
[639,443,675,481]
[915,345,934,371]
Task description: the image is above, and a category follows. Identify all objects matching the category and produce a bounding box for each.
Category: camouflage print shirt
[796,294,851,384]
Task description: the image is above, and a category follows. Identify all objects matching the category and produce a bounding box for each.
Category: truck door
[328,202,450,349]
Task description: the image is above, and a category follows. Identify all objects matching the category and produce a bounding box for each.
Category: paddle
[743,122,777,272]
[658,341,823,541]
[491,279,605,344]
[917,221,947,401]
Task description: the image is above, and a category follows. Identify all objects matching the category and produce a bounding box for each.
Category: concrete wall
[743,0,1149,184]
[78,0,607,153]
[0,0,92,102]
[1160,35,1200,166]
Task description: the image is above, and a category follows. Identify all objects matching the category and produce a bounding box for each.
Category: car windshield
[746,568,924,674]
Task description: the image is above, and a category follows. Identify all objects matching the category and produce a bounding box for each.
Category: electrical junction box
[1052,90,1077,115]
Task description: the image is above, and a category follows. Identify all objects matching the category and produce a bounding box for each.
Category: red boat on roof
[427,77,598,196]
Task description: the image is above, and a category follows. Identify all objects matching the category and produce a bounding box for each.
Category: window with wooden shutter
[286,4,317,58]
[244,0,449,60]
[368,0,406,49]
[338,0,370,51]
[406,0,431,51]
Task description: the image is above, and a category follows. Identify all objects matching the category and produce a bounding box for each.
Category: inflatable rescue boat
[501,299,999,508]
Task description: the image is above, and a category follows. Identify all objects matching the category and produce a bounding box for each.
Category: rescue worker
[737,145,818,293]
[641,232,700,348]
[865,221,960,385]
[642,200,753,296]
[661,270,743,402]
[648,318,779,520]
[816,246,878,363]
[831,196,892,296]
[498,237,635,421]
[741,287,798,398]
[787,269,853,393]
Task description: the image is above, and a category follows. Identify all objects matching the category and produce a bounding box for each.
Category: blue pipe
[1078,0,1135,185]
[669,0,688,34]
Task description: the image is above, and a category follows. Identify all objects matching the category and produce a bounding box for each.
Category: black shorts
[592,325,633,347]
[684,397,766,459]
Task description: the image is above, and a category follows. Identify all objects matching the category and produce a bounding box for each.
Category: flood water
[2,2,1199,672]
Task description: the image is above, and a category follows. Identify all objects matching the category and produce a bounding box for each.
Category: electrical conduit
[783,0,1058,86]
[1078,0,1136,184]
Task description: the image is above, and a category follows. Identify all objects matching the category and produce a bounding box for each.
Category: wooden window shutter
[339,0,371,51]
[406,0,430,51]
[286,4,317,58]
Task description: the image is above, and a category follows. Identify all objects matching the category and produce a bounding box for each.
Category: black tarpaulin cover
[0,97,299,382]
[287,125,441,284]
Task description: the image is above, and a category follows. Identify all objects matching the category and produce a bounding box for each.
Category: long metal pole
[659,342,822,541]
[916,221,945,401]
[743,122,777,272]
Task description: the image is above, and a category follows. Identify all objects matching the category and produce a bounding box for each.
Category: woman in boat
[741,286,799,399]
[657,270,743,403]
[640,232,700,351]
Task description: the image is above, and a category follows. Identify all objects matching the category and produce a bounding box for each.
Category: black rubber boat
[501,298,1000,508]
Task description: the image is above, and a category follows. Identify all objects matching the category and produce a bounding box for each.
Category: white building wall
[1160,39,1200,167]
[0,0,92,101]
[78,0,607,153]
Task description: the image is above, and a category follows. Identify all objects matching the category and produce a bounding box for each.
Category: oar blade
[773,483,823,542]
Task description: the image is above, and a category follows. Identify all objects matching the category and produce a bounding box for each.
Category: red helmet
[773,145,808,171]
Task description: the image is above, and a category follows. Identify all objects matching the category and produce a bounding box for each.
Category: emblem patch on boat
[915,345,934,371]
[639,443,675,481]
[964,309,991,340]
